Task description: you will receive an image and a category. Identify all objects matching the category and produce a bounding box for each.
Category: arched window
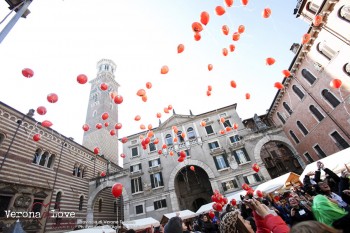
[306,1,319,14]
[81,167,86,178]
[292,85,305,100]
[322,89,340,108]
[309,105,324,121]
[297,121,309,136]
[317,42,337,60]
[98,199,102,212]
[283,102,293,115]
[32,148,42,164]
[165,134,173,146]
[54,192,62,210]
[79,196,84,211]
[47,154,55,168]
[343,63,350,76]
[289,130,300,144]
[77,166,81,177]
[92,110,97,117]
[187,127,196,139]
[339,5,350,22]
[0,133,5,146]
[301,69,316,85]
[177,131,184,142]
[277,112,286,124]
[39,151,49,166]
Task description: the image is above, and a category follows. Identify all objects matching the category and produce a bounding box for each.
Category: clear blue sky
[0,0,309,147]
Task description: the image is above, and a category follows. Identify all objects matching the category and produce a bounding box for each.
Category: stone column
[86,207,94,227]
[169,191,179,212]
[210,180,220,193]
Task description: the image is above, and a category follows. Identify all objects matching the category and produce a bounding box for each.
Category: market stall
[160,209,197,225]
[255,172,301,194]
[122,217,160,231]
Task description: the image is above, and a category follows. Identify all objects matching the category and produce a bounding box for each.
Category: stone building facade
[268,0,350,163]
[0,102,122,233]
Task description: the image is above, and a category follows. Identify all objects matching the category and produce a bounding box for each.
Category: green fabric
[312,194,348,226]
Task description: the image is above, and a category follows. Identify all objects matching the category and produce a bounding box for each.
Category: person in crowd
[318,181,348,210]
[219,210,255,233]
[273,200,292,226]
[290,220,342,233]
[311,194,350,232]
[288,196,314,226]
[201,215,217,233]
[245,198,290,233]
[339,169,350,205]
[314,162,340,195]
[164,216,183,233]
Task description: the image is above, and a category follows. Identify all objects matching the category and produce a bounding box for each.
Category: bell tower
[82,59,120,165]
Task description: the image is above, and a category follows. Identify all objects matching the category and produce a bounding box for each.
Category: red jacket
[253,211,290,233]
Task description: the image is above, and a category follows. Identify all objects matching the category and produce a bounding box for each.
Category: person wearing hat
[164,216,186,233]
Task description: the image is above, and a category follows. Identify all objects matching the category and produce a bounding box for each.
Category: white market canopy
[66,225,115,233]
[161,209,197,224]
[196,202,214,214]
[122,217,160,231]
[300,147,350,182]
[255,172,301,194]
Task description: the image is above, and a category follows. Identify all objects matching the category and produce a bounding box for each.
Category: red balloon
[22,68,34,78]
[77,74,88,84]
[212,202,223,212]
[229,44,235,52]
[233,123,238,130]
[146,82,152,89]
[222,48,228,56]
[225,0,233,7]
[104,122,109,127]
[274,82,284,90]
[200,11,210,26]
[314,15,323,26]
[208,85,212,91]
[161,65,169,74]
[179,151,187,158]
[245,93,251,100]
[262,8,272,18]
[115,123,122,129]
[156,112,162,118]
[100,83,108,91]
[137,89,146,97]
[82,124,90,131]
[190,166,195,171]
[41,120,52,128]
[230,80,237,88]
[153,138,159,144]
[112,183,123,198]
[164,108,169,114]
[36,106,47,115]
[120,153,126,158]
[102,112,109,120]
[252,163,260,172]
[121,137,128,143]
[162,144,167,149]
[194,32,201,41]
[330,79,342,89]
[223,197,228,204]
[206,90,211,96]
[177,44,185,54]
[158,149,163,155]
[134,115,141,121]
[256,190,263,198]
[215,6,226,16]
[192,22,203,32]
[47,93,58,103]
[241,0,248,6]
[168,105,173,110]
[282,70,291,78]
[230,199,237,206]
[100,171,106,177]
[33,134,41,142]
[222,25,229,35]
[110,129,116,136]
[96,123,102,129]
[208,211,215,219]
[274,196,280,202]
[238,25,245,34]
[114,95,123,104]
[208,64,213,71]
[242,183,250,191]
[232,32,240,41]
[266,57,275,66]
[178,156,185,162]
[94,147,100,154]
[302,33,311,44]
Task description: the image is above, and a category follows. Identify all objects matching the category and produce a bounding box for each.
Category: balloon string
[203,27,221,48]
[26,122,40,143]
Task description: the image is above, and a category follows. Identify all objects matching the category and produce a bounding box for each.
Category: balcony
[210,147,226,156]
[129,170,144,178]
[228,140,244,150]
[148,165,163,173]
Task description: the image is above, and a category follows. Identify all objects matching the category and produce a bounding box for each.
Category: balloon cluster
[211,190,228,212]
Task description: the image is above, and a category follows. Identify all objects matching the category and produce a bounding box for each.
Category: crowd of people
[125,161,350,233]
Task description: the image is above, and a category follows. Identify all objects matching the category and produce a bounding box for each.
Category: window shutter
[223,154,229,167]
[233,179,238,188]
[242,148,251,162]
[149,161,152,167]
[130,166,133,172]
[222,182,227,192]
[243,176,249,184]
[131,179,135,193]
[159,172,164,186]
[213,157,220,170]
[158,158,161,165]
[232,151,240,164]
[162,199,167,207]
[150,174,155,188]
[138,177,143,191]
[208,143,213,150]
[254,173,261,182]
[154,202,157,210]
[139,163,142,170]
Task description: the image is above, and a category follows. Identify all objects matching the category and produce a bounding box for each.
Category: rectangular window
[229,135,240,143]
[244,174,261,185]
[232,148,250,164]
[330,131,350,149]
[149,158,161,168]
[313,144,326,158]
[0,195,12,217]
[304,152,314,163]
[214,155,229,170]
[130,163,142,173]
[135,205,144,215]
[205,125,214,135]
[208,141,220,150]
[222,180,238,191]
[151,172,164,188]
[131,177,143,194]
[32,199,43,214]
[149,142,157,152]
[131,147,139,157]
[154,199,167,210]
